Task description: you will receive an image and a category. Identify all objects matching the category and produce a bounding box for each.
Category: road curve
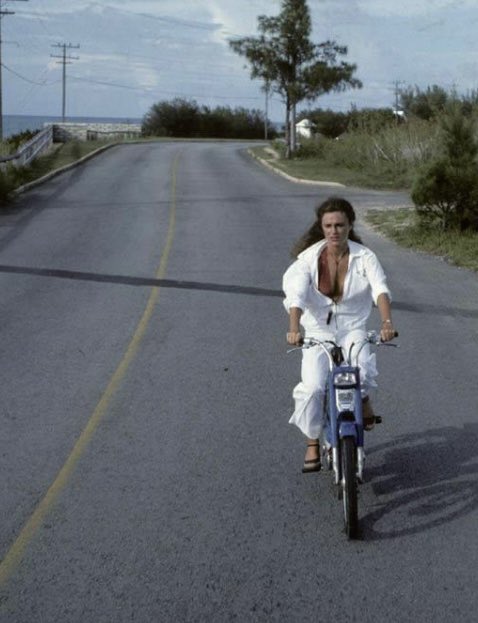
[0,141,476,622]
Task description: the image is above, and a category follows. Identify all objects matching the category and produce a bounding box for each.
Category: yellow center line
[0,151,182,587]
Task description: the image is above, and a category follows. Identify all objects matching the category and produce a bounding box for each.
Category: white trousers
[289,329,378,439]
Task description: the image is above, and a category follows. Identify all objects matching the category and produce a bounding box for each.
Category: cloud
[7,0,478,119]
[356,0,477,17]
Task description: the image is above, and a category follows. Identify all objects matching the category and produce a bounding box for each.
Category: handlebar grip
[380,330,399,343]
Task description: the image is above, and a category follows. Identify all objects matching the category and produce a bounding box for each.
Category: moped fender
[339,422,357,440]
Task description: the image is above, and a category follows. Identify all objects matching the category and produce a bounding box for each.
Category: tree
[229,0,361,157]
[399,85,449,120]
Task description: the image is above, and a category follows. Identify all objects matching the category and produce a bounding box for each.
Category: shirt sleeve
[363,250,392,304]
[282,257,311,312]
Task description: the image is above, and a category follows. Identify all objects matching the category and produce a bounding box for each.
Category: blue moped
[290,330,397,538]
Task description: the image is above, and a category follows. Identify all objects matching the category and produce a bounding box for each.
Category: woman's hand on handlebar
[380,321,397,343]
[287,331,303,346]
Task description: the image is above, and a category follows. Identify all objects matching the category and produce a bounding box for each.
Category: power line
[69,74,264,102]
[12,66,55,114]
[109,5,217,31]
[1,61,57,86]
[69,75,147,92]
[0,0,29,140]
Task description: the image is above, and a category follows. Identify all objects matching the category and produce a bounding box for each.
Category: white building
[295,118,315,139]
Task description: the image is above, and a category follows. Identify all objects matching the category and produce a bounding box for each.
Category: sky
[2,0,478,123]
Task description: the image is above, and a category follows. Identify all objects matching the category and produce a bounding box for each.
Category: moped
[290,330,397,539]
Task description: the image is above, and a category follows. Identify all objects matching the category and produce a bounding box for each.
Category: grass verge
[250,145,413,190]
[14,140,116,188]
[253,144,477,272]
[365,208,478,272]
[0,140,118,206]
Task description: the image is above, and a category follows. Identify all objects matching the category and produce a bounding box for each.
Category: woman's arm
[283,256,311,346]
[287,307,303,345]
[377,293,396,342]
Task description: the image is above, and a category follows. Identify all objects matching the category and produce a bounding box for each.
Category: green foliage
[288,83,478,198]
[142,98,271,139]
[6,129,39,152]
[399,84,478,120]
[70,141,83,160]
[142,99,201,137]
[347,107,398,133]
[284,118,436,188]
[296,137,326,159]
[399,85,449,120]
[366,208,478,272]
[297,108,348,138]
[411,108,478,231]
[1,141,111,207]
[297,106,399,138]
[0,167,15,206]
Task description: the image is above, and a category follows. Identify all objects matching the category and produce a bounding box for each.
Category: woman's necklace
[327,246,349,302]
[328,247,349,265]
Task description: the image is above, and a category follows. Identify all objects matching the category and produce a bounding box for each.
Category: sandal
[302,442,321,473]
[363,415,375,431]
[362,396,375,431]
[364,414,382,431]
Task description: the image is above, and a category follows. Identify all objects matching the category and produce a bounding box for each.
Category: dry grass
[366,208,478,272]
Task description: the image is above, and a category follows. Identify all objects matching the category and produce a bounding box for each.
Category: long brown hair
[291,197,363,257]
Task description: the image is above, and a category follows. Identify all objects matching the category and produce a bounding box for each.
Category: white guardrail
[0,125,54,171]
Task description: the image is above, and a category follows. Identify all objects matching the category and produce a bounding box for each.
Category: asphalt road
[0,141,477,622]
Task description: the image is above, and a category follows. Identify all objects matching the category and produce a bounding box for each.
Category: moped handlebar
[287,330,399,367]
[365,329,399,344]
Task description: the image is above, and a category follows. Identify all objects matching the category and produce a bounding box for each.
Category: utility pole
[51,42,79,121]
[0,0,29,141]
[264,82,270,140]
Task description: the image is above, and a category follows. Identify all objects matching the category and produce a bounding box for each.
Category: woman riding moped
[283,197,397,473]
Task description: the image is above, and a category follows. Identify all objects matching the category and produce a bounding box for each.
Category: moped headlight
[334,372,357,387]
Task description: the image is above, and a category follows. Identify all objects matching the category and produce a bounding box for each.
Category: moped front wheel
[341,436,359,539]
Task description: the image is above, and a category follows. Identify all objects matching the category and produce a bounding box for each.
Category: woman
[283,197,396,473]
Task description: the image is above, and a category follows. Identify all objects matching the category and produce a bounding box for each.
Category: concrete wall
[50,122,142,142]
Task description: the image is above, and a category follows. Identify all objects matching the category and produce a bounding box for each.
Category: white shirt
[283,240,391,335]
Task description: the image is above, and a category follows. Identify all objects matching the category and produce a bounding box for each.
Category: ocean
[3,114,143,138]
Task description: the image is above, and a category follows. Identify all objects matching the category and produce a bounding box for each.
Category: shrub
[294,136,325,158]
[411,108,478,231]
[289,119,436,187]
[298,107,398,138]
[0,167,15,206]
[142,98,273,139]
[347,107,397,133]
[6,129,39,152]
[298,108,349,138]
[399,85,449,120]
[142,98,201,137]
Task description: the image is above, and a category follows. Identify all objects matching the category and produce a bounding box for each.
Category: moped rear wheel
[341,437,359,539]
